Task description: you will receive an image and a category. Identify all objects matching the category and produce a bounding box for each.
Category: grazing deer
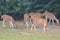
[1,15,18,29]
[23,13,30,30]
[43,11,59,25]
[29,12,48,31]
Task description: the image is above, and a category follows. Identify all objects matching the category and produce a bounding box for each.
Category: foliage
[0,0,60,20]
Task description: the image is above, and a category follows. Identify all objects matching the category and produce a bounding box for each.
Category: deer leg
[54,18,59,24]
[10,22,11,28]
[3,20,5,27]
[29,18,32,24]
[43,25,46,31]
[45,16,48,23]
[49,19,51,24]
[52,19,55,25]
[10,21,13,29]
[11,22,14,29]
[34,24,36,31]
[56,20,59,24]
[14,22,18,29]
[31,24,34,31]
[43,23,47,32]
[26,22,29,31]
[43,25,47,32]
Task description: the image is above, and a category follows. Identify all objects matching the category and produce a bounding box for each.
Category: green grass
[0,29,60,40]
[0,21,60,40]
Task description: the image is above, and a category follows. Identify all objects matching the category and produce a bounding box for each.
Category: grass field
[0,21,60,40]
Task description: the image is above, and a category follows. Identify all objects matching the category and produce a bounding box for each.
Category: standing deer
[23,13,30,30]
[43,11,59,25]
[23,12,44,31]
[29,12,44,24]
[1,15,18,29]
[29,12,48,31]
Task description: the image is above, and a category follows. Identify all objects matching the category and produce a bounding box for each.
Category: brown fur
[29,12,48,31]
[43,11,59,25]
[1,15,18,29]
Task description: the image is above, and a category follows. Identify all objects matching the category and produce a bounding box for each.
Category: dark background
[0,0,60,21]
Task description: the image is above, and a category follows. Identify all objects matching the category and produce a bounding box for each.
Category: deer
[23,13,30,30]
[23,12,44,31]
[29,12,44,24]
[29,12,48,31]
[29,12,43,18]
[42,11,59,25]
[1,15,18,29]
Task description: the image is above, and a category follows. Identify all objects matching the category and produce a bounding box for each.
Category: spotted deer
[29,12,48,31]
[1,15,18,29]
[43,11,59,25]
[23,13,30,30]
[29,12,44,24]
